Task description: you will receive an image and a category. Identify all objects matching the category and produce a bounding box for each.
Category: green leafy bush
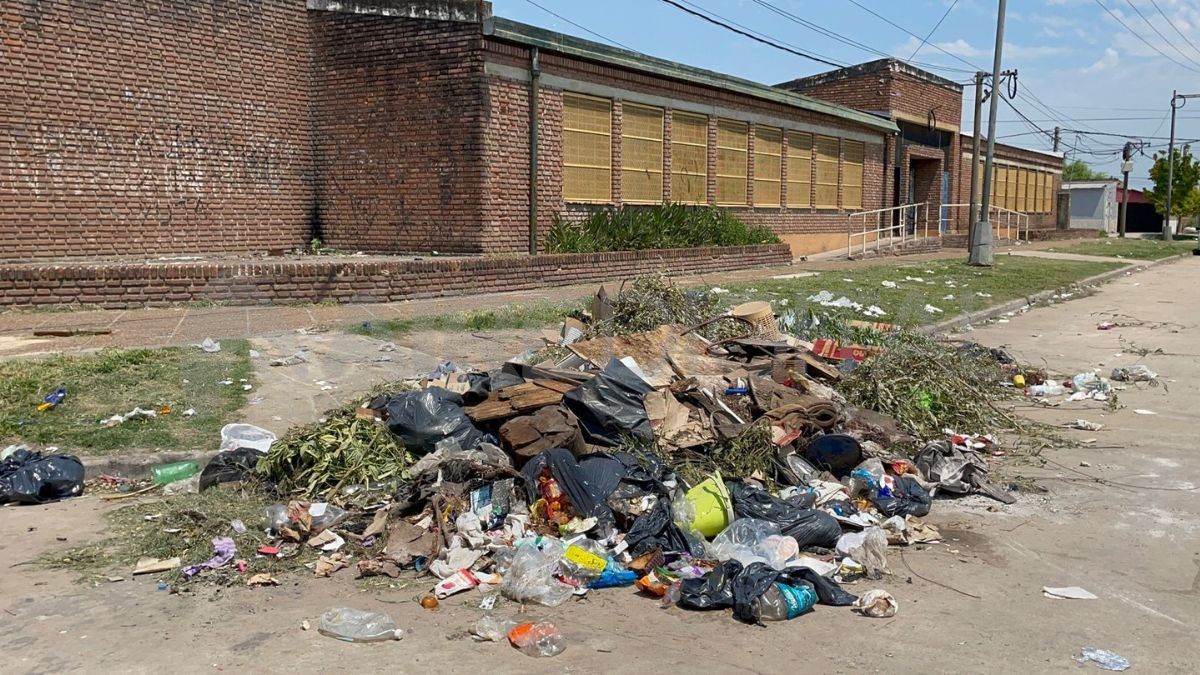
[545,203,780,253]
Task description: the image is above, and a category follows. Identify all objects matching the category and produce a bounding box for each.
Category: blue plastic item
[587,560,638,589]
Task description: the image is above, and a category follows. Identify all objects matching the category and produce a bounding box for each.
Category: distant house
[1114,186,1165,234]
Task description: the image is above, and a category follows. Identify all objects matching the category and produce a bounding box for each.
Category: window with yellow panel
[620,103,664,204]
[752,126,782,207]
[562,93,612,202]
[993,166,1006,210]
[842,140,864,210]
[815,135,839,208]
[786,132,812,208]
[1015,168,1027,212]
[716,119,749,205]
[1007,166,1018,211]
[671,112,708,204]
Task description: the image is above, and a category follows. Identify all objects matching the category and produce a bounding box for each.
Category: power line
[747,0,973,74]
[991,115,1200,122]
[520,0,636,51]
[656,0,845,68]
[1093,0,1200,74]
[1121,0,1200,69]
[842,0,983,71]
[1148,0,1200,59]
[672,0,850,68]
[910,0,960,60]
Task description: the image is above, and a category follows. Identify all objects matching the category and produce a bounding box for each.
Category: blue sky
[494,0,1200,186]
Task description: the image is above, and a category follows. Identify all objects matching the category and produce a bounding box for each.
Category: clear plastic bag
[709,519,798,570]
[500,538,575,607]
[559,539,608,584]
[317,607,403,642]
[218,423,277,454]
[1111,365,1157,382]
[836,527,889,576]
[474,614,520,642]
[264,504,288,534]
[508,621,565,658]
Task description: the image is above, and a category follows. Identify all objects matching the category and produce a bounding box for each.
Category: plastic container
[317,607,403,642]
[151,461,199,486]
[804,434,864,478]
[686,472,735,538]
[751,581,817,621]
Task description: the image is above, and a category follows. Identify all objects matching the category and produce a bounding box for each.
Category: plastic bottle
[151,461,199,486]
[751,581,817,621]
[507,621,565,658]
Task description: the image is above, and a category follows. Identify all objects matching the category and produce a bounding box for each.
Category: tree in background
[1062,159,1108,181]
[1181,188,1200,230]
[1144,145,1200,232]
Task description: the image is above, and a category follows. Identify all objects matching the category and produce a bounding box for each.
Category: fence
[846,203,933,258]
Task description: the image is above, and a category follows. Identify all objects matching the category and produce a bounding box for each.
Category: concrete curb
[923,251,1192,335]
[81,450,217,480]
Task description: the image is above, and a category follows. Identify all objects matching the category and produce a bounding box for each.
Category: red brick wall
[951,136,1063,232]
[309,13,488,254]
[782,66,962,130]
[0,0,315,260]
[483,40,891,252]
[786,72,889,115]
[0,245,791,308]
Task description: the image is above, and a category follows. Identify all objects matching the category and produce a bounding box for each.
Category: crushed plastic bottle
[151,461,199,486]
[507,621,565,657]
[317,607,403,643]
[751,581,817,621]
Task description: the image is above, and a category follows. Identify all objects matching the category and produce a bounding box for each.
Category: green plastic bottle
[151,461,199,486]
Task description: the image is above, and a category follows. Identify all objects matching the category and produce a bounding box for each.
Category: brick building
[781,58,1064,237]
[0,0,1059,265]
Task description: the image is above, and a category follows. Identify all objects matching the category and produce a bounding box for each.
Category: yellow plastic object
[1013,374,1026,387]
[686,472,735,538]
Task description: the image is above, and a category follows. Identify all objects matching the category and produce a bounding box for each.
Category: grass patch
[545,203,779,253]
[0,341,253,455]
[350,301,581,339]
[715,256,1124,327]
[1046,238,1194,260]
[38,489,317,585]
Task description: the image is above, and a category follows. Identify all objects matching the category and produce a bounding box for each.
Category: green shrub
[545,203,780,253]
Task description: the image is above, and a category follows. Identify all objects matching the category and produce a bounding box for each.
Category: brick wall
[781,63,962,131]
[309,12,488,254]
[0,245,792,308]
[951,136,1063,232]
[0,0,315,260]
[484,41,891,254]
[783,71,889,115]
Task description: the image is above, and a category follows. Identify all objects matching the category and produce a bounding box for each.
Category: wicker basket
[730,301,780,339]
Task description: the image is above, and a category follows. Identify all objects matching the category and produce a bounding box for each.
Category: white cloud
[1081,47,1120,73]
[895,36,1071,61]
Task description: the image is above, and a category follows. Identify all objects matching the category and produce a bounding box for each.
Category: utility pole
[1164,90,1177,241]
[967,71,985,251]
[1052,126,1061,153]
[1119,142,1132,238]
[970,0,1007,267]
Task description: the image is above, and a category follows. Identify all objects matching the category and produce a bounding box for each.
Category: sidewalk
[0,240,1070,357]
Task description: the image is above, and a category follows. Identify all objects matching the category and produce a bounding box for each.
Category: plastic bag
[562,358,653,446]
[310,503,348,532]
[802,434,863,478]
[587,559,638,589]
[727,481,842,549]
[317,607,403,642]
[218,423,277,454]
[709,519,797,570]
[200,447,264,491]
[520,449,625,527]
[0,450,85,505]
[678,560,741,610]
[853,589,898,618]
[872,475,932,517]
[474,614,520,642]
[384,388,487,453]
[1111,365,1157,382]
[508,621,565,658]
[559,539,608,583]
[836,527,889,576]
[624,498,704,557]
[500,538,575,607]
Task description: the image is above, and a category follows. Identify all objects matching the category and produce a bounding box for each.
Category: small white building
[1061,181,1119,234]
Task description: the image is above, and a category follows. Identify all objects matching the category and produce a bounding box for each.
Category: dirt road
[1,259,1197,673]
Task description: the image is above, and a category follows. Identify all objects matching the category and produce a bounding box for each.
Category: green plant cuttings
[545,203,780,254]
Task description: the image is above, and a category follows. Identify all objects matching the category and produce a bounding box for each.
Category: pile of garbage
[156,279,1026,647]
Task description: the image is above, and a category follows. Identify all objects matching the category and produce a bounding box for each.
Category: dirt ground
[1,259,1198,673]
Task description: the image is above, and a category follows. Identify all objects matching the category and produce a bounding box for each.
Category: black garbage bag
[678,560,742,611]
[872,475,932,517]
[520,448,627,534]
[727,481,842,549]
[562,358,653,447]
[384,388,487,453]
[625,498,705,557]
[731,562,859,622]
[0,450,85,505]
[462,372,491,406]
[199,448,265,492]
[803,434,863,478]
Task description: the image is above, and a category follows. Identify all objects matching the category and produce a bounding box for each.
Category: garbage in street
[38,387,67,412]
[197,338,222,353]
[1075,647,1131,671]
[47,276,1080,637]
[1042,586,1097,600]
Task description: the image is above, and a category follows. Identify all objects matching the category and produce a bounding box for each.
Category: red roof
[1115,186,1151,204]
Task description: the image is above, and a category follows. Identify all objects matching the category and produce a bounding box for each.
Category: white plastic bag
[709,519,798,570]
[836,527,889,576]
[500,538,575,607]
[318,608,403,642]
[218,423,277,454]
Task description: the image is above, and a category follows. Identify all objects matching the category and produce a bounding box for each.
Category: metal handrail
[942,203,1030,241]
[846,203,932,258]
